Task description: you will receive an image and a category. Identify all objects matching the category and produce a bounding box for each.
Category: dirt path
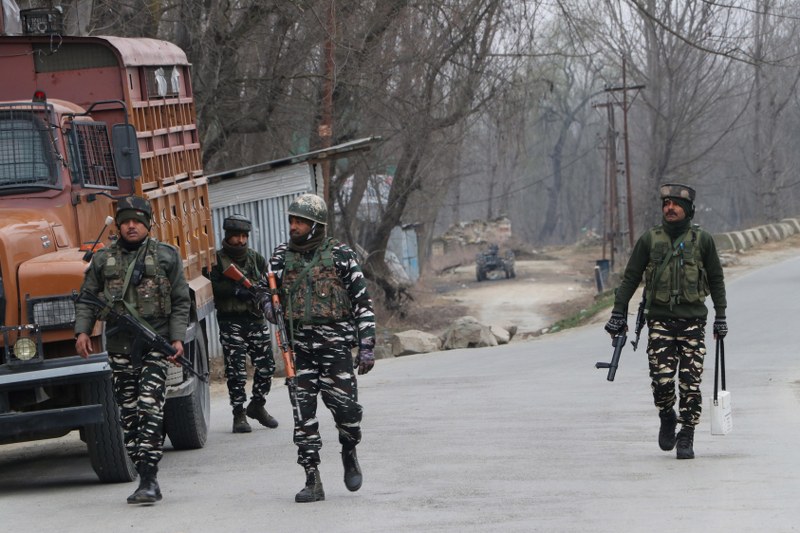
[381,233,800,341]
[439,258,596,335]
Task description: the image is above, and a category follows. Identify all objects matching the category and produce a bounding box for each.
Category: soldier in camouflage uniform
[75,195,190,504]
[209,214,278,433]
[605,183,727,460]
[268,193,375,503]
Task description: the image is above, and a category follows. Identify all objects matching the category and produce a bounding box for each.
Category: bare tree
[747,0,800,222]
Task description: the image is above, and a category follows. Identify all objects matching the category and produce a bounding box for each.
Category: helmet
[287,193,328,225]
[223,214,252,233]
[115,195,152,228]
[660,183,696,218]
[659,183,695,203]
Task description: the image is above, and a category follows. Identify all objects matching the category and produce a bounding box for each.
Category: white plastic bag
[710,389,732,435]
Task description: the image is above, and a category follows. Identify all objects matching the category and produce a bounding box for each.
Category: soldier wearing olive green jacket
[604,183,727,461]
[75,195,190,505]
[209,214,278,434]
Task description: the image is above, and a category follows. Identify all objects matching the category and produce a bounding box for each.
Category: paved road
[2,254,800,532]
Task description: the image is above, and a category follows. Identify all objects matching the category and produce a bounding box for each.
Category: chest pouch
[134,249,171,318]
[678,239,708,303]
[102,255,126,301]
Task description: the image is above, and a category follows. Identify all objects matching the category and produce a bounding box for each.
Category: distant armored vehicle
[475,244,515,281]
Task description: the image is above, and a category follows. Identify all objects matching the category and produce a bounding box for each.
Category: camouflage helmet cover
[115,195,152,228]
[659,183,695,203]
[287,193,328,225]
[223,214,252,233]
[660,183,696,218]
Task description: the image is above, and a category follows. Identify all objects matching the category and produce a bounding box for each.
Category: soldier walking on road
[604,183,727,459]
[209,214,278,433]
[75,196,191,504]
[268,193,376,503]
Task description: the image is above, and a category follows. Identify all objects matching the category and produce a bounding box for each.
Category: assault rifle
[631,292,647,351]
[222,263,255,291]
[222,264,302,422]
[266,268,303,423]
[596,330,627,382]
[73,290,208,383]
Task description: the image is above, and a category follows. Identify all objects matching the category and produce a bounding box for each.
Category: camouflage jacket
[74,237,191,354]
[270,238,375,346]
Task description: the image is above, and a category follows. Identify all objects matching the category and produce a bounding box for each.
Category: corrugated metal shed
[208,164,313,210]
[205,164,314,359]
[203,137,381,359]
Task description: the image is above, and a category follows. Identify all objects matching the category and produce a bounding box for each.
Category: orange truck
[0,29,216,482]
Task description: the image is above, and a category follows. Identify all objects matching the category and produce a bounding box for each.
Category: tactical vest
[216,250,262,316]
[282,239,353,326]
[102,238,172,319]
[644,226,710,310]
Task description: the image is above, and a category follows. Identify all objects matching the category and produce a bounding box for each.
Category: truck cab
[0,33,215,482]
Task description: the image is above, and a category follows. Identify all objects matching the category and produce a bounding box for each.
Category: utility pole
[594,98,621,269]
[595,58,644,263]
[621,59,635,249]
[320,0,335,222]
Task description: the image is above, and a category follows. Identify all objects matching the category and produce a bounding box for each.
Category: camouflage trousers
[291,324,363,469]
[109,349,169,470]
[646,318,706,427]
[219,319,275,411]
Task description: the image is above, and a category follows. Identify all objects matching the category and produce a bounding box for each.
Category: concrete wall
[713,217,800,252]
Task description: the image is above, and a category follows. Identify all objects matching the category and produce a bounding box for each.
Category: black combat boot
[295,467,325,503]
[232,406,252,433]
[127,464,162,504]
[658,409,678,451]
[676,426,695,460]
[341,446,362,492]
[246,398,279,428]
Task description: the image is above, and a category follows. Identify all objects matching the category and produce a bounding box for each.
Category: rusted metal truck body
[0,33,215,482]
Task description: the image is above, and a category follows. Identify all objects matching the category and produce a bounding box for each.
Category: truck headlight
[2,324,44,365]
[14,337,37,361]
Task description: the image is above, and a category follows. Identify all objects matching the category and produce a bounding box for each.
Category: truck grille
[29,296,76,330]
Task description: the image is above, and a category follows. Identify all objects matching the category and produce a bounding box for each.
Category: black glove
[233,286,253,302]
[713,317,727,339]
[262,300,282,324]
[356,340,375,375]
[604,311,627,336]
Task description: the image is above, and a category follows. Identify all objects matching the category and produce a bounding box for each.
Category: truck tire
[164,328,210,450]
[84,377,136,483]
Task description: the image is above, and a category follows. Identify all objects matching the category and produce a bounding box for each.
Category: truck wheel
[84,377,136,483]
[164,328,210,449]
